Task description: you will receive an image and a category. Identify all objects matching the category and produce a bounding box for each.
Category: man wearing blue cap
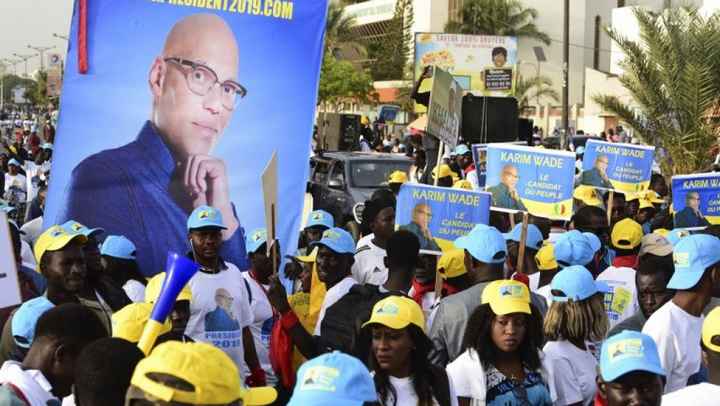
[183,205,265,387]
[4,158,26,203]
[100,235,146,303]
[642,234,720,393]
[596,331,665,406]
[503,223,543,285]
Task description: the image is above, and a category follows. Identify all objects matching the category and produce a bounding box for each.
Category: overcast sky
[0,0,74,76]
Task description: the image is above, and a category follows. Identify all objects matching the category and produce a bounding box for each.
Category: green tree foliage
[516,74,559,112]
[593,7,720,175]
[445,0,550,45]
[0,74,36,105]
[317,52,374,111]
[367,0,414,81]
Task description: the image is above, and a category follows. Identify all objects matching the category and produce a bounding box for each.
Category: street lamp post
[12,53,37,77]
[27,45,55,71]
[53,33,69,42]
[1,59,21,76]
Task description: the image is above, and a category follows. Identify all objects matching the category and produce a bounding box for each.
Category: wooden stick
[510,213,516,229]
[271,203,278,274]
[607,190,614,226]
[516,212,529,275]
[433,142,445,187]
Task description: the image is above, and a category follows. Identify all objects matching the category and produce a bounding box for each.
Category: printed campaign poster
[581,140,655,193]
[671,173,720,228]
[485,144,575,220]
[396,184,491,252]
[427,67,462,149]
[45,0,328,277]
[472,141,526,188]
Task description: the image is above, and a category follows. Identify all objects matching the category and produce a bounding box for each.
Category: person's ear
[596,376,608,400]
[53,343,70,369]
[149,56,167,98]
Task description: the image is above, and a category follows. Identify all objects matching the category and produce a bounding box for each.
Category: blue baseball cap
[600,330,665,381]
[503,224,544,250]
[554,230,597,267]
[575,146,585,155]
[306,210,334,230]
[41,143,53,150]
[454,144,470,156]
[455,224,507,264]
[61,220,104,238]
[100,235,136,260]
[12,296,55,349]
[551,265,611,302]
[666,228,690,246]
[311,227,356,255]
[246,228,268,254]
[7,158,20,167]
[288,351,377,406]
[583,232,602,254]
[668,234,720,290]
[186,205,227,231]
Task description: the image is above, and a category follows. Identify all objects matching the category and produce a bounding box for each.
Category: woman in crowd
[543,265,609,406]
[447,280,553,406]
[361,295,456,406]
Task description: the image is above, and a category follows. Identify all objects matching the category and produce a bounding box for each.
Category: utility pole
[12,53,37,77]
[53,33,69,42]
[1,58,20,76]
[27,45,55,71]
[0,61,5,111]
[561,0,570,150]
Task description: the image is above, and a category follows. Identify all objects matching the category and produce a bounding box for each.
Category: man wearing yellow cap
[145,272,194,344]
[387,170,407,196]
[125,341,277,406]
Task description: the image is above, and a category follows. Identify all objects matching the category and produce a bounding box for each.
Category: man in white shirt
[663,307,720,404]
[184,205,265,386]
[643,234,720,394]
[4,159,26,203]
[352,196,395,286]
[0,304,106,405]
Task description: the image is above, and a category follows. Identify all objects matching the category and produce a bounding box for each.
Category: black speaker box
[460,95,519,144]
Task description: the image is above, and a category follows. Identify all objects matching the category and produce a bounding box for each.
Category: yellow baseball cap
[573,185,602,207]
[453,179,473,190]
[145,272,193,303]
[131,341,277,405]
[362,296,425,332]
[639,198,654,210]
[437,249,467,279]
[535,244,558,271]
[293,246,318,263]
[112,303,171,343]
[624,192,640,202]
[481,280,531,315]
[654,228,670,237]
[388,170,408,184]
[33,225,88,265]
[642,190,665,204]
[432,164,459,181]
[611,218,644,249]
[703,307,720,353]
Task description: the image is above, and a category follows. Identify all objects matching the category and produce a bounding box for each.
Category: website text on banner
[672,173,720,229]
[426,67,463,150]
[414,33,518,114]
[580,140,655,193]
[485,145,575,220]
[44,0,328,277]
[395,184,491,253]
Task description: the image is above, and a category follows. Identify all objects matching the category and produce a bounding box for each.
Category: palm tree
[445,0,551,45]
[593,7,720,176]
[515,74,559,112]
[324,1,363,58]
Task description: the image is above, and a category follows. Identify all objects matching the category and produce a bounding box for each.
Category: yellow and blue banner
[395,184,491,252]
[485,144,575,220]
[672,173,720,228]
[472,141,526,188]
[581,140,655,193]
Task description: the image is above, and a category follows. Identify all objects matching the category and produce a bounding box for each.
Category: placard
[581,140,655,193]
[672,172,720,228]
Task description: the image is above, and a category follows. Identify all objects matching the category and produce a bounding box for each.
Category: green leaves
[445,0,550,45]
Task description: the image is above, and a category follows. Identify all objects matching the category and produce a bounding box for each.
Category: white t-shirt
[21,216,43,245]
[384,375,459,406]
[314,276,356,335]
[356,233,373,248]
[351,240,388,286]
[186,262,253,375]
[241,272,277,385]
[465,169,480,190]
[407,287,437,331]
[642,300,704,394]
[20,239,36,270]
[537,284,552,308]
[529,272,540,291]
[4,173,26,193]
[662,382,720,405]
[0,361,58,406]
[543,340,598,406]
[123,280,146,303]
[596,266,639,329]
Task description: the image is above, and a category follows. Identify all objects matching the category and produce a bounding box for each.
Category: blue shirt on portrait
[56,121,248,276]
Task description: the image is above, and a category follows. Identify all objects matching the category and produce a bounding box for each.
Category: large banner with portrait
[580,140,655,193]
[485,144,575,220]
[395,184,491,253]
[427,67,462,149]
[671,173,720,228]
[45,0,328,277]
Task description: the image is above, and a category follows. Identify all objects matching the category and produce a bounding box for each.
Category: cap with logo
[642,190,665,205]
[131,341,276,405]
[362,296,425,332]
[306,209,334,230]
[454,224,507,264]
[503,223,544,250]
[100,235,136,260]
[638,233,672,258]
[573,185,602,207]
[288,351,377,406]
[553,230,596,267]
[481,280,531,315]
[61,220,104,238]
[246,228,268,254]
[668,234,720,290]
[112,303,171,344]
[551,265,612,302]
[12,296,55,349]
[611,218,643,250]
[145,272,193,304]
[34,225,88,264]
[535,244,558,271]
[703,307,720,353]
[388,171,408,184]
[666,228,690,246]
[600,330,665,382]
[437,249,467,279]
[186,205,227,231]
[311,227,356,255]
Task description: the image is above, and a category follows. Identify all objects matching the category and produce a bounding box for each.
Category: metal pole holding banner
[516,212,530,275]
[606,190,614,226]
[433,141,445,299]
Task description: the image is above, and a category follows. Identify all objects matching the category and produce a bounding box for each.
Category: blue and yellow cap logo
[299,366,339,392]
[608,338,644,362]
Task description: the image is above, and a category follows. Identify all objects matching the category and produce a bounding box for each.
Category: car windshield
[350,160,411,188]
